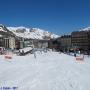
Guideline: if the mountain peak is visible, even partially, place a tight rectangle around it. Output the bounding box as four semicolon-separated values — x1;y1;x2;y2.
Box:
80;27;90;31
7;26;59;40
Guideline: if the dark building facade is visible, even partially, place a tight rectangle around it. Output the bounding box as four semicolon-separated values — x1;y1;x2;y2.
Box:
57;35;71;52
88;31;90;53
71;30;90;54
0;25;17;49
48;35;71;52
48;39;60;50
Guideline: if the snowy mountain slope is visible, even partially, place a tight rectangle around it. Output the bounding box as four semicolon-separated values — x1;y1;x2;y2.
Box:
8;26;29;32
7;27;59;39
0;25;16;36
0;25;7;32
80;27;90;31
0;24;11;33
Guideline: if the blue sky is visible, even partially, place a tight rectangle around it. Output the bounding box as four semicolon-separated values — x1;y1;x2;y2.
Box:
0;0;90;35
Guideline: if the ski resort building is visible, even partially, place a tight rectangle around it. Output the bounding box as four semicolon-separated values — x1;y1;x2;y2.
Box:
57;35;71;52
48;39;60;51
33;39;48;48
0;25;16;49
71;30;90;54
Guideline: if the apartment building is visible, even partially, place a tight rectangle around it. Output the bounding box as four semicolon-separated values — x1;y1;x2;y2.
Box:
71;30;90;54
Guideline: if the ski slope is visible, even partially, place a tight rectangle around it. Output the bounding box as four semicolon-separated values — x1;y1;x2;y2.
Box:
0;51;90;90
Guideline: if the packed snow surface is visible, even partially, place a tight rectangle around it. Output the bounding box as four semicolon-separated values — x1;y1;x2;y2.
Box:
0;51;90;90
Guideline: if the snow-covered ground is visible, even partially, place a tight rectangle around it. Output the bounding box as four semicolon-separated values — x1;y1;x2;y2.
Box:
0;51;90;90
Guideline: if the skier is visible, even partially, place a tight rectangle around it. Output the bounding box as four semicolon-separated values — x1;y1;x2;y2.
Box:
22;50;24;56
74;52;76;57
34;51;36;58
78;50;80;54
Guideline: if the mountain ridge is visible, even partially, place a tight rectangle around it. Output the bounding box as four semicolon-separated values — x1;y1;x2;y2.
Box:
7;26;59;40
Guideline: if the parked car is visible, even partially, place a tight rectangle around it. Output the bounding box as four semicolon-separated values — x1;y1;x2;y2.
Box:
0;47;5;55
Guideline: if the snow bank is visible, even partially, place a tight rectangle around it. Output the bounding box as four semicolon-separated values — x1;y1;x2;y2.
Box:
19;47;33;53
